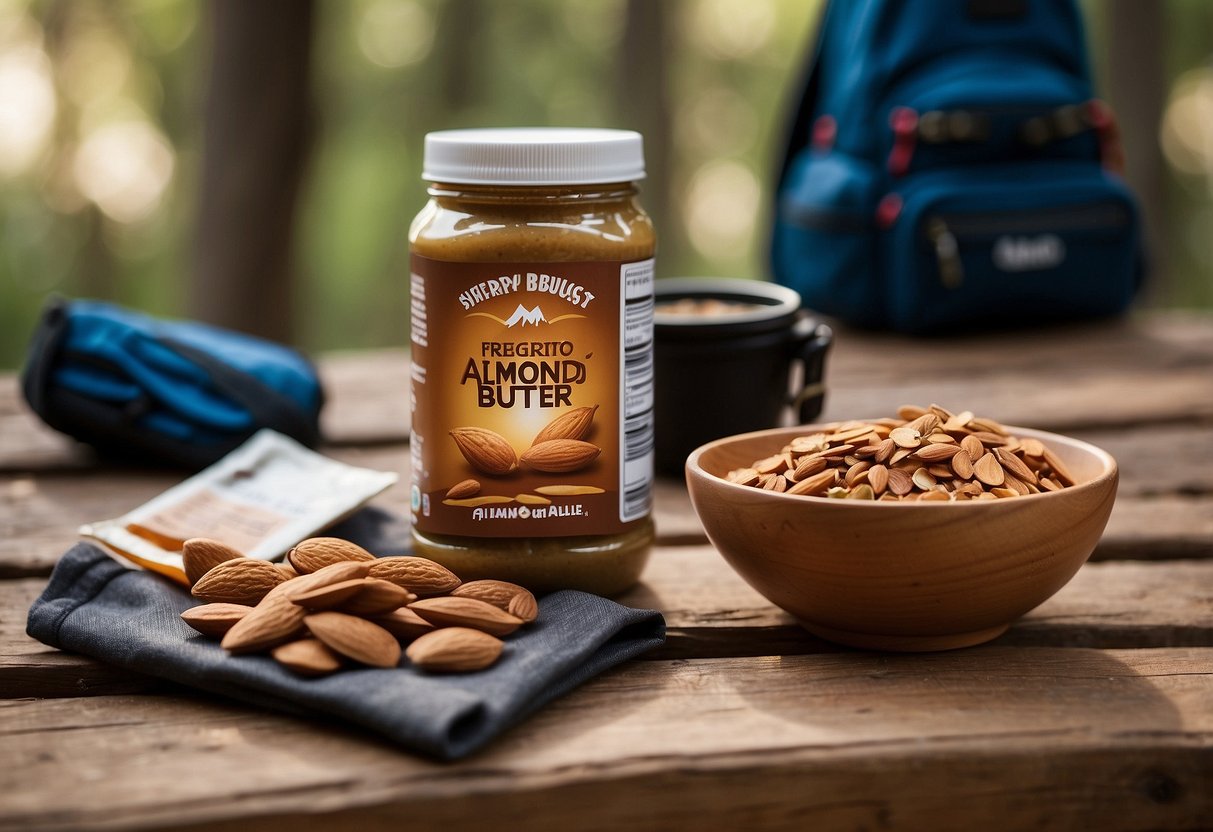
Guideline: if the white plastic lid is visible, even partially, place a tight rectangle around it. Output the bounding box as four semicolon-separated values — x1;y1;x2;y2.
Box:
422;128;645;186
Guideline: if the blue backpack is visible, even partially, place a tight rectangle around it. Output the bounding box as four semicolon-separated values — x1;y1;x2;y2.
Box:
771;0;1142;334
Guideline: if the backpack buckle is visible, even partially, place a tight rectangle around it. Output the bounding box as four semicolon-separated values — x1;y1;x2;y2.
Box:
887;107;918;176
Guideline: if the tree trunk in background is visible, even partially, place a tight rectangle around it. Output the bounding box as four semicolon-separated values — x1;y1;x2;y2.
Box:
439;0;484;114
191;0;315;343
1105;0;1168;303
618;0;672;271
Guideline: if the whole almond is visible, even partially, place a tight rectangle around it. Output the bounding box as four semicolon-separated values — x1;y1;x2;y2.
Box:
305;612;401;668
507;592;539;624
406;627;503;673
450;427;518;475
445;479;481;499
341;579;417;616
191;559;285;605
287;537;375;574
521;439;601;473
182;538;245;586
371;607;435;641
451;579;531;610
290;578;369;610
532;404;598;445
271;638;342;677
368;556;461;596
408;596;524;636
265;560;374;602
221;596;307;654
180;603;253;638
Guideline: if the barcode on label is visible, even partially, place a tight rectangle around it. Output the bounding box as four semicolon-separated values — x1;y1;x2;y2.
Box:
619;259;655;524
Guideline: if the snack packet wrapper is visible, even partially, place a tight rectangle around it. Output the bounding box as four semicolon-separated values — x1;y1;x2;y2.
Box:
80;430;397;584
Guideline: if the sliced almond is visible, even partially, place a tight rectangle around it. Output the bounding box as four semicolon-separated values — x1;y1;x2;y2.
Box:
868;464;889;495
950;450;975;480
786;468;836;496
1042;447;1076;486
974;453;1006;487
915;443;962;462
1020;438;1046;458
727;468;762;486
995;447;1037;484
960;434;985;462
793;455;827;480
886;467;914;496
911;467;937;491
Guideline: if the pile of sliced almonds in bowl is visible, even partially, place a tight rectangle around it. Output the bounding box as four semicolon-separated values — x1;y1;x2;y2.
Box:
180;537;538;676
724;404;1076;501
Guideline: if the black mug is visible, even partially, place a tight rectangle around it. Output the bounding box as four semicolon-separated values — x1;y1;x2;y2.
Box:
652;278;832;476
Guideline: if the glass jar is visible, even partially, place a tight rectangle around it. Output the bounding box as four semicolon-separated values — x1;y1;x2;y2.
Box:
408;128;655;596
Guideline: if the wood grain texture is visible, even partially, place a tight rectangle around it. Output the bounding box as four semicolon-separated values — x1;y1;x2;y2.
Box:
7;557;1213;696
1;649;1210;832
5;315;1209;467
4;420;1212;577
2;315;1211;829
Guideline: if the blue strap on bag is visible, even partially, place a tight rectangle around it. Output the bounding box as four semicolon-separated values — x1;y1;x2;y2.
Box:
21;298;324;468
771;0;1143;334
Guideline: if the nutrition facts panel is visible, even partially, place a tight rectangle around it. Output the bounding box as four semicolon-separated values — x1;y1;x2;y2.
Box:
620;258;655;523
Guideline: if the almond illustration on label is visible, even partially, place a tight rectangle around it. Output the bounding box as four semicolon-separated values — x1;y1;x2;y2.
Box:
532;404;598;446
450;427;519;475
520;439;601;473
445;479;481;499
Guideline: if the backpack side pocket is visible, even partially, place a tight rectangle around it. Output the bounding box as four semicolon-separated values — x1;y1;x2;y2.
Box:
772;150;882;327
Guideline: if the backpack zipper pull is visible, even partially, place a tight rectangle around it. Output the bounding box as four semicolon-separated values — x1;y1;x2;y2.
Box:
927;217;963;288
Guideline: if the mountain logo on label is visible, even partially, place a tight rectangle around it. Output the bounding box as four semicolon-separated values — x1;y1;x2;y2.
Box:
505;304;547;327
467;304;587;327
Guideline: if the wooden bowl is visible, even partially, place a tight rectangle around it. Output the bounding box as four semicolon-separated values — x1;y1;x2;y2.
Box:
685;425;1118;651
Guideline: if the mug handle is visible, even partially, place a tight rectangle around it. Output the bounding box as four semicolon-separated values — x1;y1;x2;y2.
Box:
787;314;832;424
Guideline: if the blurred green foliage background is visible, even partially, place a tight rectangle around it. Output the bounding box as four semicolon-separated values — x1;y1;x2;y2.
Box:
0;0;1211;369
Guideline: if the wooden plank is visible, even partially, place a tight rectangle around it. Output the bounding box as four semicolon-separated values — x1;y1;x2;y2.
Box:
1;648;1210;831
0;378;93;473
4;315;1211;467
5;417;1212;577
6;556;1213;696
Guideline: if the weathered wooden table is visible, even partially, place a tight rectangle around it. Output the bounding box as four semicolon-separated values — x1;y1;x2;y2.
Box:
3;313;1212;831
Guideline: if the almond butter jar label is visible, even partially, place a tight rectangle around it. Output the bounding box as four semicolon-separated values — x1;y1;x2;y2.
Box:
410;255;654;538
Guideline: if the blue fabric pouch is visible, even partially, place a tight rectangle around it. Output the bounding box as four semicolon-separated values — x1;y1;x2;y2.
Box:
21;298;324;468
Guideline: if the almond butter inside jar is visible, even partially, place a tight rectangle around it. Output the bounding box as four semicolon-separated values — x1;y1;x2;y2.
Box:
408;128;656;596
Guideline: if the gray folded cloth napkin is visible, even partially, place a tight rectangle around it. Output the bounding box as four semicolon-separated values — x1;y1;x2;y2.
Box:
27;533;665;760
